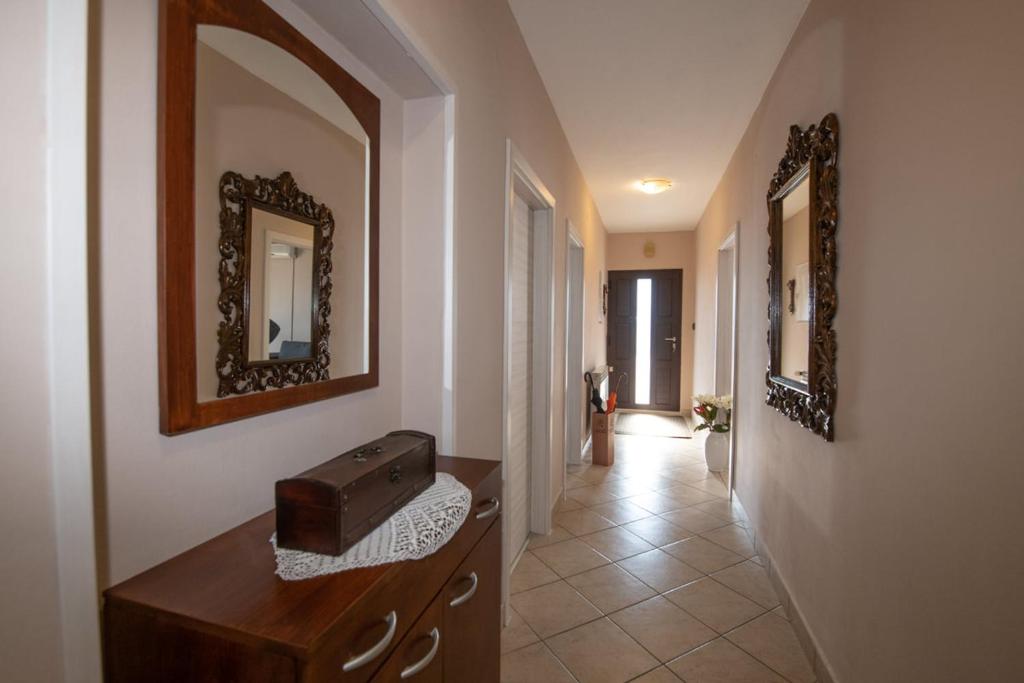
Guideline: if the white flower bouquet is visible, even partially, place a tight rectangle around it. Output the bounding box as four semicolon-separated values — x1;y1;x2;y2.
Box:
693;394;732;433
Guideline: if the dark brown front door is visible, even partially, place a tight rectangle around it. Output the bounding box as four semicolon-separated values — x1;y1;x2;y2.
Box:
608;269;682;412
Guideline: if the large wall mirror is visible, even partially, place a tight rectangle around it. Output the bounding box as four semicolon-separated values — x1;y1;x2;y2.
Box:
159;0;379;434
766;113;839;441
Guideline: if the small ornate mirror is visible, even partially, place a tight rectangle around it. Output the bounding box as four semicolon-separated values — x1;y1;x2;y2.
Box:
766;113;839;441
216;171;333;397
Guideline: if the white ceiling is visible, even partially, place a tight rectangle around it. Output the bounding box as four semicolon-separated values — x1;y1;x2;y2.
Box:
509;0;809;233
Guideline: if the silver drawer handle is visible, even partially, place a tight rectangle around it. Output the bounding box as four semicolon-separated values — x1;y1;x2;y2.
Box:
449;572;478;607
475;497;500;520
400;627;440;679
342;610;397;672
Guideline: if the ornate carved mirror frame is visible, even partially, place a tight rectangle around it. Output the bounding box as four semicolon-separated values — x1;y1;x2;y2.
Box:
158;0;380;434
216;171;333;398
766;113;839;441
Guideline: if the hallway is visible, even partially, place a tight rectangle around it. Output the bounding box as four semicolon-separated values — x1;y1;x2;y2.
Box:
501;433;814;683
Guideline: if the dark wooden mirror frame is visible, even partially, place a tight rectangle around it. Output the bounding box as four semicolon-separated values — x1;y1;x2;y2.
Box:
766;113;839;442
158;0;380;435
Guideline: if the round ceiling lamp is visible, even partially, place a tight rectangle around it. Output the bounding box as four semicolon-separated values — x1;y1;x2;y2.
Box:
638;178;672;194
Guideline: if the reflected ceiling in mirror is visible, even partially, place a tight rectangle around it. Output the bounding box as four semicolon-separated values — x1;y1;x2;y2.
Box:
194;25;370;400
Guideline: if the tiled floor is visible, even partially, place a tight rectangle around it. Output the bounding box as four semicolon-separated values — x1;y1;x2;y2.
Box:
501;433;816;683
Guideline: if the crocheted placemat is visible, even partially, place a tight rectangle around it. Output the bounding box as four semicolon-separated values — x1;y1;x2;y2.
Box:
271;472;471;581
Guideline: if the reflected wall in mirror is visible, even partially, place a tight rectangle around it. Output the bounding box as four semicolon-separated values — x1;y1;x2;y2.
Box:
766;113;839;442
779;168;810;384
159;0;380;434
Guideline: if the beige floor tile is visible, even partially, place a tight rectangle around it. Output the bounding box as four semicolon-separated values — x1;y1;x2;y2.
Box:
501;606;540;654
666;637;787;683
710;560;779;609
510;551;560;593
659;507;731;534
610;596;716;662
682;476;731;498
500;642;578;683
566;474;590;490
527;525;575;550
660;485;719;507
725;612;815;683
580;526;655;561
617;548;704;593
510;580;602;638
554;508;617;536
554;496;585;513
661;537;744;573
621;473;681;492
626;492;685;515
546;618;659;683
576;465;623;484
601;477;656;498
533;538;611;577
569;484;623;506
693;499;748;524
700;525;756;558
669;464;715;483
566;563;657;613
622;516;693;547
664;578;765;634
588;499;654;525
630;666;682;682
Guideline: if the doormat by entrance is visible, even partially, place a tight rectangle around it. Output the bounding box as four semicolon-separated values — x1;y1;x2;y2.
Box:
614;412;692;438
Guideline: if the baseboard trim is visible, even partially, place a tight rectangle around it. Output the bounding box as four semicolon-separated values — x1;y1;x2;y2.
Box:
733;493;840;683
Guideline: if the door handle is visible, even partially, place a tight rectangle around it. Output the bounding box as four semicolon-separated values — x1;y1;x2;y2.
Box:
664;336;678;352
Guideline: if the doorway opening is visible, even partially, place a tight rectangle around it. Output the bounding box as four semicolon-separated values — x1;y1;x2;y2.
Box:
607;269;683;413
564;228;585;469
715;228;739;493
502;141;555;610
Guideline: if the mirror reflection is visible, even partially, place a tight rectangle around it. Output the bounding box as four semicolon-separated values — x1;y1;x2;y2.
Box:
248;209;316;362
194;25;369;399
779;170;810;385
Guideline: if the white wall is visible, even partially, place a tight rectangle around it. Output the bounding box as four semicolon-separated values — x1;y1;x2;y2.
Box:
382;0;609;508
95;0;405;585
0;4;66;680
1;1;100;680
691;0;1024;680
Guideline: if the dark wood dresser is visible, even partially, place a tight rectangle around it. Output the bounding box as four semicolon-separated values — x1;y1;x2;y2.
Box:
103;457;502;682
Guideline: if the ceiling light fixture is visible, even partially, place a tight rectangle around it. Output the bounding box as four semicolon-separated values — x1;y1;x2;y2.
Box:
639;178;672;194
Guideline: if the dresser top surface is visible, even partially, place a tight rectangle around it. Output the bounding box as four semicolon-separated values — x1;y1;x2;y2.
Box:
104;456;499;655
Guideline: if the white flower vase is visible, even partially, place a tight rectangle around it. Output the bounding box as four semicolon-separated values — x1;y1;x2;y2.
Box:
704;431;729;473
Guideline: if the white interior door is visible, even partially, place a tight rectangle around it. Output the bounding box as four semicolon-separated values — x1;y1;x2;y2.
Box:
564;235;585;466
508;194;533;558
715;246;735;395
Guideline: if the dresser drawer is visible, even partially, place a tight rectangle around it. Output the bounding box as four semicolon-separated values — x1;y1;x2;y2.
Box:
443;522;501;682
302;466;501;683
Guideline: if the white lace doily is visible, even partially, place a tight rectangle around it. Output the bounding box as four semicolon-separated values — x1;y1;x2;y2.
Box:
271;472;471;581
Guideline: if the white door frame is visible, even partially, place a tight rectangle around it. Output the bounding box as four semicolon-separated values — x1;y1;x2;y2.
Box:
563;225;585;476
714;226;740;495
502;140;556;579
